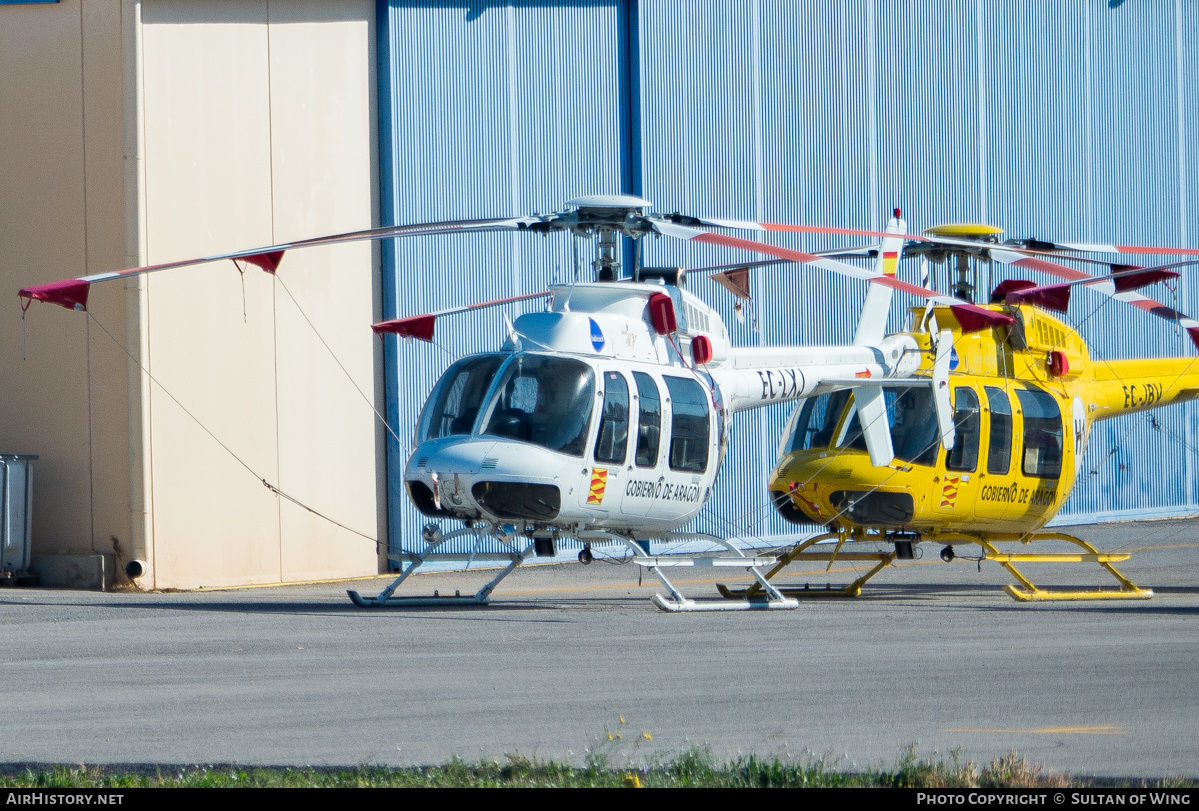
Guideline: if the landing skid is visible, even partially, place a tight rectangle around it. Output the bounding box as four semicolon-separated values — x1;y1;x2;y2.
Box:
347;590;491;608
716;530;1152;603
979;534;1152;601
347;524;533;609
717;532;896;601
629;533;799;612
347;526;801;612
651;593;797;612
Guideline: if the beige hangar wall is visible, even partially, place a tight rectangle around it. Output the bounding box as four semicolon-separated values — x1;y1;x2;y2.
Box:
0;1;131;566
0;0;384;589
137;0;383;589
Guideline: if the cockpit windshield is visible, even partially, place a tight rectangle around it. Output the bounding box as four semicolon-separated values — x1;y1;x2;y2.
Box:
480;354;596;457
417;354;505;443
787;386;941;466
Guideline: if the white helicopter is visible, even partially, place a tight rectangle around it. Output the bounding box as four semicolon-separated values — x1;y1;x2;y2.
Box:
324;195;1018;612
19;194;1013;611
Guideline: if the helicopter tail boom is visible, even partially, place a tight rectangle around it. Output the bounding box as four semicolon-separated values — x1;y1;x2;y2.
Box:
713;333;920;415
1088;358;1199;418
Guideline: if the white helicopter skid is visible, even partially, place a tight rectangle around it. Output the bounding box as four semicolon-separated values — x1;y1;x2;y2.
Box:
346;522;533;608
347;523;797;611
580;530;799;612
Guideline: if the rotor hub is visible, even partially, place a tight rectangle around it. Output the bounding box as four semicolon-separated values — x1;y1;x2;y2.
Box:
526;195;654;281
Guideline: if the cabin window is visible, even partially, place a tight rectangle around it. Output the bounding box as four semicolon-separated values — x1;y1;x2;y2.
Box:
985;386;1013;475
480;354;595;457
1016;388;1063;478
665;376;710;472
417;354;505;442
633;372;661;467
788;391;851;452
886;387;940;466
594;372;630;465
946;387;981;472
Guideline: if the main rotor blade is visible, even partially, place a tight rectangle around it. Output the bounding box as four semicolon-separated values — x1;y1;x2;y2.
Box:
992;250;1199;350
998;261;1197;313
372;290;549;342
676;215;898;242
652;220;1013;334
687;245;880;276
19;216;535;311
678;209;1199;269
679;215;1157;270
1056;241;1199;257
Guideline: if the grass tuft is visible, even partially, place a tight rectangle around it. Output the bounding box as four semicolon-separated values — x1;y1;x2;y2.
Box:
0;747;1191;788
979;750;1069;788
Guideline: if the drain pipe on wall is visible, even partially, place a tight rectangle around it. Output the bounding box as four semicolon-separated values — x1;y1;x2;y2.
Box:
122;0;153;588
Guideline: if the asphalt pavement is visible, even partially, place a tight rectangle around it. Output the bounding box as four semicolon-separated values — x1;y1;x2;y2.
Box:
1;517;1197;778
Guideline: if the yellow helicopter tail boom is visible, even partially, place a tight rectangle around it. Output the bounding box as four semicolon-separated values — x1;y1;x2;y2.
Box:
1088;357;1199;419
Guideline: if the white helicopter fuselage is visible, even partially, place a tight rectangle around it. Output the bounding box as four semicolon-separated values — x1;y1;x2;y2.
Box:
403;281;918;534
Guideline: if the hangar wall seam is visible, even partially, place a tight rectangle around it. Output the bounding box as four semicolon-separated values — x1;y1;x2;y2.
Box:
80;0;95;554
377;0;404;559
1173;0;1195;510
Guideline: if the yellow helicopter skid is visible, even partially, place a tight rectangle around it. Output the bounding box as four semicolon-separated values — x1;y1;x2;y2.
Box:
770;552;892;562
711;530;1154;604
985;552;1131;563
977;535;1150;603
1002;585;1153;602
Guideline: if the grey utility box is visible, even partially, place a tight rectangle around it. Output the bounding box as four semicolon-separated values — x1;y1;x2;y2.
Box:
0;455;36;579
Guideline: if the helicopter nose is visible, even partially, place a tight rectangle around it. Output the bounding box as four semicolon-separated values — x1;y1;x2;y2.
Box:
405;439;497;518
406;439;566;522
407;438;497;477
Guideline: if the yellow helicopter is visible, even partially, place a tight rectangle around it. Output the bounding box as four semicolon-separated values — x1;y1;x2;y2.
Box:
725;223;1199;603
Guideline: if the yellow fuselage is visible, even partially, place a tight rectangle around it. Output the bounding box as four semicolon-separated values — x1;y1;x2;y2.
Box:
770;304;1199;538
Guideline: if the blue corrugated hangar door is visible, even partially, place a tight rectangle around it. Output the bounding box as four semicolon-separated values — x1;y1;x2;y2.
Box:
377;1;640;555
632;0;1199;532
379;0;1199;555
634;1;882;543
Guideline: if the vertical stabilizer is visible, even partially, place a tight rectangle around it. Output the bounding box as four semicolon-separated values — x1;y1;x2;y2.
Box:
852;210;907;346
